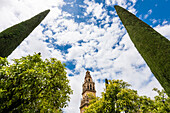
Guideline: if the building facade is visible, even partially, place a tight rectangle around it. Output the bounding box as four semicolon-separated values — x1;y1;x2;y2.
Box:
80;71;96;113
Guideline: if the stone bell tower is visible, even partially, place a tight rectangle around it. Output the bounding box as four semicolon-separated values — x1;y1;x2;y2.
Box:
80;70;96;113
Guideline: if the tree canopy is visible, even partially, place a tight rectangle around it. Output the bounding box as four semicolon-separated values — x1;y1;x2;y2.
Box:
0;53;73;112
84;79;170;113
114;5;170;97
0;9;50;58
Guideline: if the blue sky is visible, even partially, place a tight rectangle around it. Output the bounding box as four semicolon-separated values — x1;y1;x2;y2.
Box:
135;0;170;26
0;0;170;112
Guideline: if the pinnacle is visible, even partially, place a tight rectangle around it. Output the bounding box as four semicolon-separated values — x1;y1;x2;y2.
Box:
85;70;91;77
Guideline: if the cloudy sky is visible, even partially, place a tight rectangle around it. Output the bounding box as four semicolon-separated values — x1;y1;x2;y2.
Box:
0;0;170;112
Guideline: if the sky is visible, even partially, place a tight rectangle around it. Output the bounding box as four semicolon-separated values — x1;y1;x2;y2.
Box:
0;0;170;112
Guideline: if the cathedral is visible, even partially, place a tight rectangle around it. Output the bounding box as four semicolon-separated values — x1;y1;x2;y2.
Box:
80;71;96;113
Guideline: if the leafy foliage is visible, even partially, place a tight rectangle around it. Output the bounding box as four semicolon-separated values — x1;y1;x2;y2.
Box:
114;5;170;97
84;79;170;113
0;9;50;58
0;53;73;112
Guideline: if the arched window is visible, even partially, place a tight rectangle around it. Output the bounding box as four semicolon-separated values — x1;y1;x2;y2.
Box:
90;84;92;90
89;79;90;82
87;85;89;89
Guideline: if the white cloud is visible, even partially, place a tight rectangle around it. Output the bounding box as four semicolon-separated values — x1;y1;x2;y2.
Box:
105;0;127;7
150;19;157;24
148;9;152;14
154;24;170;40
0;0;64;31
64;74;83;113
162;20;168;25
129;0;137;3
138;76;162;99
84;0;106;20
144;9;152;19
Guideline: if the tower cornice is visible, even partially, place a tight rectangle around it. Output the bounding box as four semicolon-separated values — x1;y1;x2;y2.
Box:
82;89;96;95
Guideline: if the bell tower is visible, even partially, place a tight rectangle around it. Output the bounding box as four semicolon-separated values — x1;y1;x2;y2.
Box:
80;70;96;113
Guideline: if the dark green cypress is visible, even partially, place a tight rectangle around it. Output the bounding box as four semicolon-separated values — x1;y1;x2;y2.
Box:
105;78;109;88
114;5;170;97
0;9;50;58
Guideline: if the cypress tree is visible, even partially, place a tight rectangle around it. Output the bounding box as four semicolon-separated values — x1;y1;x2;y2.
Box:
114;5;170;97
0;9;50;58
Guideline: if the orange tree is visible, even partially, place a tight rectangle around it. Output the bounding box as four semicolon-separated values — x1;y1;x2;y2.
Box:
0;53;72;112
84;79;170;113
